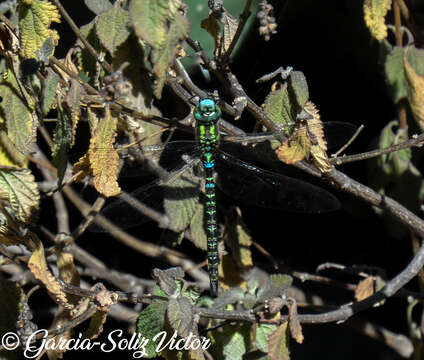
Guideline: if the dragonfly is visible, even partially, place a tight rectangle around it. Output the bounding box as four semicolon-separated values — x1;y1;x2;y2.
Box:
88;98;356;296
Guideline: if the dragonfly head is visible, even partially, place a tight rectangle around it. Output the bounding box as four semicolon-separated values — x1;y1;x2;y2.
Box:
194;98;222;124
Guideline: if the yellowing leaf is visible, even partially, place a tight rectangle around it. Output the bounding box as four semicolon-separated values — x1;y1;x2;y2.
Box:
0;68;36;154
28;237;72;309
72;152;91;182
403;51;424;130
19;0;61;59
96;4;130;55
276;101;330;173
275;129;311;164
0;131;27;167
89;107;120;197
268;322;290;360
57;251;80;286
0;167;39;223
363;0;392;41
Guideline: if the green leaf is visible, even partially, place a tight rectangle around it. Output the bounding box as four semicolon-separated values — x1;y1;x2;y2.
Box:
0;167;39;224
64;79;82;146
167;297;195;337
257;274;292;303
130;0;169;48
384;46;424;103
152;12;190;98
267;323;290;360
130;0;183;48
85;0;113;15
211;324;251;360
52;105;73;185
189;202;207;251
182;285;202;304
262;84;298;132
385;47;405;102
77;21;103;87
288;71;309;109
136;300;168;358
152;268;184;296
212;287;245;309
96;4;130;55
164;167;200;232
0;68;35;154
42;68;60;115
377;120;411;177
255;323;277;353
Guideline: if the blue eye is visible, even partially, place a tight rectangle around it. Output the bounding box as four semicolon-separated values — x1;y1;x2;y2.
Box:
200;98;215;111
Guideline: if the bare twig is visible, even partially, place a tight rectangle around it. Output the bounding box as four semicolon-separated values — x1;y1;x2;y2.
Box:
330;132;424;165
50;0;113;74
331;124;364;158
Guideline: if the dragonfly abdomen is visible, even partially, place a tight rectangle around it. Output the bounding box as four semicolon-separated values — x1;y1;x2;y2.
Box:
197;109;220;296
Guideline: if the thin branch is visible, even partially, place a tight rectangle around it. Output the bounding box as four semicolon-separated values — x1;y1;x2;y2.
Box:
331;125;364;158
62;185;210;285
330;132;424;165
50;0;113;74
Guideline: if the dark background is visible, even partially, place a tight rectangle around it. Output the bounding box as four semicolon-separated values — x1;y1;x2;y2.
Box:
30;0;424;359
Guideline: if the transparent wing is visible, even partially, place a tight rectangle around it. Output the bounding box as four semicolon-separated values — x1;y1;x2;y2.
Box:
88;141;201;232
224;121;357;150
215;146;340;213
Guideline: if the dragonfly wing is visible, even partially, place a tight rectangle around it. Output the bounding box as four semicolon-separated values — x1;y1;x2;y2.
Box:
88;141;201;232
215;150;340;213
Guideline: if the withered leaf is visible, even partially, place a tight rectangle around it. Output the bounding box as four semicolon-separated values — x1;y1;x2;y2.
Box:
355;276;375;302
287;298;303;344
88;106;121;197
28;237;72;309
268;322;290;360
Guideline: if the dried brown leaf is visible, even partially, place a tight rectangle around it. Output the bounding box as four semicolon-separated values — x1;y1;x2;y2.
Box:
355;276;375;301
287;299;303;344
268;322;290;360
